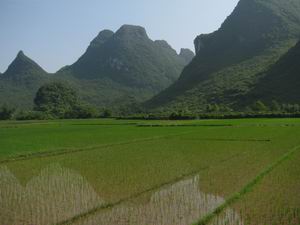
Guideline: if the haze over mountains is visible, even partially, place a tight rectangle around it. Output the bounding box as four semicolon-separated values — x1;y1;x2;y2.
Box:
1;0;300;112
0;25;193;109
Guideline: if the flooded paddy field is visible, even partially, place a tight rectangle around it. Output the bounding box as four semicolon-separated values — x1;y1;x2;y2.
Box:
0;118;300;225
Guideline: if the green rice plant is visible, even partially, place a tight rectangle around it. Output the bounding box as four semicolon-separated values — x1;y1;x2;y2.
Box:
1;118;300;225
69;176;242;225
193;145;300;225
209;148;300;225
0;164;102;225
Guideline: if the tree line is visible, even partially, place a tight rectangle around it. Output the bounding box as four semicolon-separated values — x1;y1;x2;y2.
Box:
0;82;112;120
0;82;300;120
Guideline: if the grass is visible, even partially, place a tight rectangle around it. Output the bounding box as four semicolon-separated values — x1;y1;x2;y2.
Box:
0;118;300;225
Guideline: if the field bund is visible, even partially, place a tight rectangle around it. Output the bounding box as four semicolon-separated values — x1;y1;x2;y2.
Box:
0;118;300;225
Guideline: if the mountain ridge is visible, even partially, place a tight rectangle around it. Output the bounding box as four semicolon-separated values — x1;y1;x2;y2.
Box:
55;25;190;107
0;25;192;109
240;40;300;105
146;0;300;111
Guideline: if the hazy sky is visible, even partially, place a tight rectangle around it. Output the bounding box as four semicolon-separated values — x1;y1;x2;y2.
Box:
0;0;239;73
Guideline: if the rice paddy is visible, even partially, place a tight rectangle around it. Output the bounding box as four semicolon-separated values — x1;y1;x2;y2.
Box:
0;118;300;225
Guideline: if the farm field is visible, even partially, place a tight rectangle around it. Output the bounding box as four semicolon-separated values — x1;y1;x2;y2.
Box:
0;118;300;225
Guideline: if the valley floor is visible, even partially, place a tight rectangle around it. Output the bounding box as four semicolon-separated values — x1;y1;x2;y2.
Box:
0;118;300;225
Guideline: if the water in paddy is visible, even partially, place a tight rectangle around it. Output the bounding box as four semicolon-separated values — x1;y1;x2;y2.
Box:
0;164;243;225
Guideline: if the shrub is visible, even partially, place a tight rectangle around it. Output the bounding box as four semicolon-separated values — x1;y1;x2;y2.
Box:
251;100;269;112
101;109;112;118
15;110;52;120
65;104;99;119
0;105;15;120
34;82;78;118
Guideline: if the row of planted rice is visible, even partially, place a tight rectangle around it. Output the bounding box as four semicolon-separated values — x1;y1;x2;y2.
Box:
208;149;300;225
73;176;242;225
1;120;300;225
0;164;103;225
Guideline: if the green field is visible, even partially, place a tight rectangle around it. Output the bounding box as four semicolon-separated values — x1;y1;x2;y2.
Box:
1;118;300;225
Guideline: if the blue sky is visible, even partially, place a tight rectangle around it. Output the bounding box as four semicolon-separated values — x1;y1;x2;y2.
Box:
0;0;239;73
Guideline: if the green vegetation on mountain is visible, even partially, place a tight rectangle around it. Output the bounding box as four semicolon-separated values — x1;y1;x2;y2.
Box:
1;0;300;115
146;0;300;112
0;51;49;109
57;25;188;107
240;40;300;105
0;25;190;110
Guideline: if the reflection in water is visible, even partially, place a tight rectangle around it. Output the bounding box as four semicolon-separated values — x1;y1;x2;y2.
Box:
0;165;102;225
0;165;243;225
75;176;243;225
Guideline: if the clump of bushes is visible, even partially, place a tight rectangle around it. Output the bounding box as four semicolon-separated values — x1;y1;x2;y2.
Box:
32;82;100;119
100;109;112;118
2;88;300;121
15;110;53;120
0;105;15;120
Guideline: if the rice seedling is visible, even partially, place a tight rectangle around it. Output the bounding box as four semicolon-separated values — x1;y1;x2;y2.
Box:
0;118;300;225
207;148;300;225
0;164;102;225
72;176;242;225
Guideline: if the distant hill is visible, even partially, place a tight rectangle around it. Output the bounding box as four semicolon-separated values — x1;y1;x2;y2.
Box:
57;25;189;107
0;51;49;108
146;0;300;111
239;41;300;105
0;25;191;109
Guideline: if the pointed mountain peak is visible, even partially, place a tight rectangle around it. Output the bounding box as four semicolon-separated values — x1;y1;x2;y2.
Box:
14;50;32;63
4;51;47;77
89;29;114;48
17;50;25;57
11;50;32;64
115;24;149;39
179;48;195;64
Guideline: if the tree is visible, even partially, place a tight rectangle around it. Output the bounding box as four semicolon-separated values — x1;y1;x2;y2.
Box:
270;100;281;112
101;109;112;118
169;111;182;120
15;110;51;120
66;104;98;119
221;105;233;112
34;82;78;118
294;104;300;112
206;104;220;113
206;104;214;113
282;103;300;113
0;105;15;120
252;100;268;112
